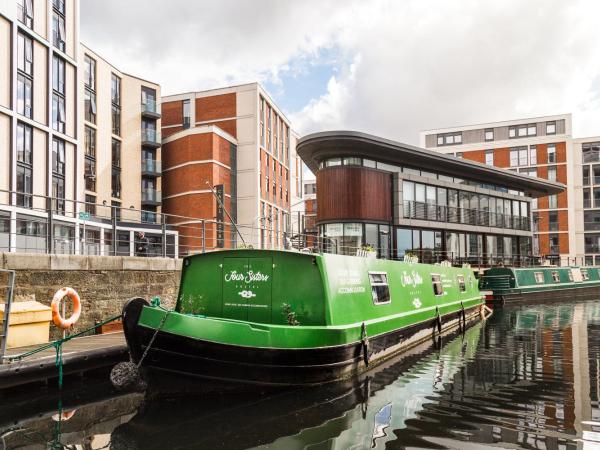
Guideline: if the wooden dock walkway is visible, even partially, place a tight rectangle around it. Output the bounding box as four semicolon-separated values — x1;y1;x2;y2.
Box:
0;332;127;389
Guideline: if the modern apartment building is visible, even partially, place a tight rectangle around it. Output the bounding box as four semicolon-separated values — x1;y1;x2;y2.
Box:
421;114;574;265
0;0;174;256
160;83;302;254
299;131;563;264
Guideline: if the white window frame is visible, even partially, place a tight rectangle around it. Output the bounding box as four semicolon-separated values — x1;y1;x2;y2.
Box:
534;272;544;283
457;274;466;292
368;271;391;305
432;273;443;296
551;271;560;282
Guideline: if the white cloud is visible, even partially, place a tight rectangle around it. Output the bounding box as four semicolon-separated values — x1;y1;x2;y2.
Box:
82;0;600;143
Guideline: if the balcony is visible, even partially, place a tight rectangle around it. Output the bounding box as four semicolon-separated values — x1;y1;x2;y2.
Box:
141;100;161;119
141;188;161;205
141;159;161;177
141;129;161;148
403;200;531;231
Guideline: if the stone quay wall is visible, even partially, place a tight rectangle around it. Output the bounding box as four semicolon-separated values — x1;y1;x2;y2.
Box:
1;253;182;339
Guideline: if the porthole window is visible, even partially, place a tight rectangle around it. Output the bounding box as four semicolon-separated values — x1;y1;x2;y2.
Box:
457;275;466;292
369;272;390;304
534;272;544;283
432;274;443;296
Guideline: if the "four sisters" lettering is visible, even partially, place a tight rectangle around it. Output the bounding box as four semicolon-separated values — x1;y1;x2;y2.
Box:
224;270;270;283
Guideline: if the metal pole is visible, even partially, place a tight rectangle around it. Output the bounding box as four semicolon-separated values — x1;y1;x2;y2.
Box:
161;215;167;258
112;211;117;256
204;181;246;246
201;220;206;253
0;271;15;363
47;197;54;254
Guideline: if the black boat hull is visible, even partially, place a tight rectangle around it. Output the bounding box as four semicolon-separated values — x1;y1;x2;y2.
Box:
122;298;483;388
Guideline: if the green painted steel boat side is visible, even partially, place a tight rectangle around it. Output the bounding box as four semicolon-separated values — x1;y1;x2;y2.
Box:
137;250;483;350
481;266;600;295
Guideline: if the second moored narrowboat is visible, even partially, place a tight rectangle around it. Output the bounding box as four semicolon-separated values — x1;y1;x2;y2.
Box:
122;249;487;388
480;266;600;304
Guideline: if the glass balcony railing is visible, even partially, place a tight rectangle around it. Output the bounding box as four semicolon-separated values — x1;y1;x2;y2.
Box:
141;159;161;175
141;129;161;146
141;99;161;116
403;200;531;231
141;189;161;204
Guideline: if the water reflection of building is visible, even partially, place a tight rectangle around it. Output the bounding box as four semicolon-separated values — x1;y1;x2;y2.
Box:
297;131;564;265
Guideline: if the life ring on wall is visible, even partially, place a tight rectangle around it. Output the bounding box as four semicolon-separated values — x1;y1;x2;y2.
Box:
51;287;82;329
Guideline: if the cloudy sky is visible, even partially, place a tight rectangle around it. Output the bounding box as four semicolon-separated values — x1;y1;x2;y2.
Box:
82;0;600;145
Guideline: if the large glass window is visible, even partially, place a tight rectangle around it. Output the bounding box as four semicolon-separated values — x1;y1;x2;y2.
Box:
17;73;32;118
17;33;33;76
16;122;32;164
547;166;557;181
52;93;65;133
584;188;591;208
395;229;412;258
342;223;362;255
16;164;32;208
583;142;600;163
17;0;33;28
548;211;558;231
84;89;96;123
594;188;600;208
529;145;537;165
182;99;191;128
547;144;556;163
584;166;590;185
52;11;65;51
485;150;493;165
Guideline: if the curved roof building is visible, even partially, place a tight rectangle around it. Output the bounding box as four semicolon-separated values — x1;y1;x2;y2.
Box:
297;131;565;265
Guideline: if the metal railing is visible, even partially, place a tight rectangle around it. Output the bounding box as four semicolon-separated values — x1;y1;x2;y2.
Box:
141;129;160;145
142;159;161;175
403;201;531;231
141;99;161;115
141;189;161;203
0;269;15;363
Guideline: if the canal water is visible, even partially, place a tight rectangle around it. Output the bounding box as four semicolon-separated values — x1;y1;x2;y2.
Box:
2;300;600;449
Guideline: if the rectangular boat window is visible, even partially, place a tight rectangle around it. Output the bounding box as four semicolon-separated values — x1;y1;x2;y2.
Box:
551;271;560;282
457;275;466;292
369;272;390;304
534;272;544;283
582;269;589;281
432;274;443;296
567;270;573;281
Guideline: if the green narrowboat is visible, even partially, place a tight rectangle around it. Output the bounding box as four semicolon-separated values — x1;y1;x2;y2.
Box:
122;249;486;387
480;266;600;304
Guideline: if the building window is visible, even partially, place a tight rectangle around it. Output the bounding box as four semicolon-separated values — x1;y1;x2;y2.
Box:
432;274;443;296
549;211;558;231
369;272;390;304
546;121;556;135
85;194;96;216
84;126;96;157
111;74;121;135
111;104;121;136
17;74;33;119
509;124;537;138
547;166;557;182
141;86;156;114
16;121;33;208
53;0;65;15
583;166;590;185
52;139;66;214
549;235;559;254
437;132;462;146
52;93;65;133
259;98;265;146
265;175;269;192
112;139;121;198
547;144;556;163
485;150;494;166
84;56;96;123
584;188;591;208
484;129;494;141
529;145;537;165
84;126;96;192
17;33;33;76
548;194;558;209
182;99;191;128
16;164;32;208
16;122;32;164
583;142;600;163
84;55;95;89
84;89;96;124
594;188;600;208
85;157;96;191
17;0;33;28
52;11;66;52
52;55;65;95
111;201;121;222
52;137;65;176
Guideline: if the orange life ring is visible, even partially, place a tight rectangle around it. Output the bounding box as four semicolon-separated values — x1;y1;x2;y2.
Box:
51;287;82;329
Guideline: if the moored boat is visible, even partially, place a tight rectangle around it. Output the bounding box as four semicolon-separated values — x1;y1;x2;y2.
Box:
480;265;600;305
122;249;487;388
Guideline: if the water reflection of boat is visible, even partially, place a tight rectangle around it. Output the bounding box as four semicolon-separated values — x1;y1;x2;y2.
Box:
111;323;481;450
